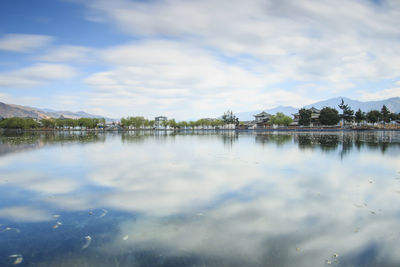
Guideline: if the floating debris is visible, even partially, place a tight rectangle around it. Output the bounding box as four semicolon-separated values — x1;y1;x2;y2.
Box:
196;213;204;216
369;179;373;183
371;211;376;215
53;221;63;229
0;227;20;233
122;235;129;241
88;211;93;215
296;247;300;252
354;227;360;233
325;253;339;265
9;254;23;265
99;209;108;218
82;235;92;249
53;214;60;219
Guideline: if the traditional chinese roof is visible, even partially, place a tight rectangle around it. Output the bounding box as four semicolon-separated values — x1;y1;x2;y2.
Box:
309;107;320;113
254;111;272;118
155;116;168;120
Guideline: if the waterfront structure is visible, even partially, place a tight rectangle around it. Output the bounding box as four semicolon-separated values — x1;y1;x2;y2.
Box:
253;111;272;127
292;107;321;126
155;116;168;129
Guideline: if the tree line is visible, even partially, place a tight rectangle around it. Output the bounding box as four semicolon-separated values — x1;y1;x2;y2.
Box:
0;117;105;129
120;116;226;129
298;100;399;126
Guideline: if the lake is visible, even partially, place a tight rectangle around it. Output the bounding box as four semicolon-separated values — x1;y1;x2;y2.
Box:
0;131;399;267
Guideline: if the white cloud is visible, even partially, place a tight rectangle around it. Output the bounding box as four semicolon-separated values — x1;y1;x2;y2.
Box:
359;87;400;101
84;40;281;118
0;63;77;88
0;206;52;222
0;34;53;52
0;93;41;105
36;45;94;62
83;0;400;82
72;0;400;118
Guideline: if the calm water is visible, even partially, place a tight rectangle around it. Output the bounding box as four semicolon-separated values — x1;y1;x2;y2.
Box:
0;131;399;267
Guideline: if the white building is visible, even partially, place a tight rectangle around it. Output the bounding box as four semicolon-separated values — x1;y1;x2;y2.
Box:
155;116;168;129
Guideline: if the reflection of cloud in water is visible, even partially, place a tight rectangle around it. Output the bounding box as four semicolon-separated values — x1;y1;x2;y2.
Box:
0;132;400;265
99;188;400;266
1;171;79;194
0;205;51;222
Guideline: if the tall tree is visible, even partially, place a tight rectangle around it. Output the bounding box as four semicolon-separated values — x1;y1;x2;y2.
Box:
390;112;399;122
319;107;340;126
269;112;293;126
222;110;238;126
354;109;365;124
366;110;381;124
338;98;354;124
381;105;390;123
298;108;312;126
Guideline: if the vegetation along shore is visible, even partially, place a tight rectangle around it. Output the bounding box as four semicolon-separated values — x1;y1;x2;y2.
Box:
1;100;399;131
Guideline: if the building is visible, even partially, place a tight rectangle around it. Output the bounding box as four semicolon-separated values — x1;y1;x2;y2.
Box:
292;107;321;126
155;116;168;129
309;107;321;126
253;111;272;127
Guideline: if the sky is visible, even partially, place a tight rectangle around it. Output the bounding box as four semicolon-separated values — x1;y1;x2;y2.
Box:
0;0;399;120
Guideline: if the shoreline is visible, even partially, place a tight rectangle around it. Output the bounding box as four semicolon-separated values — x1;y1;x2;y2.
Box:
1;127;400;133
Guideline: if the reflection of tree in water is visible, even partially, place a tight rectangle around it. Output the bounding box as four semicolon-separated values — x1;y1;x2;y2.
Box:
255;133;292;146
316;135;339;152
297;134;313;150
121;131;155;144
294;131;400;157
0;131;105;157
296;133;339;152
221;132;238;148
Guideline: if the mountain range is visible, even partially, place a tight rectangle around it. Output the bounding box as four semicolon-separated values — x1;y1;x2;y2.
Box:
0;102;112;121
235;97;400;121
1;96;399;122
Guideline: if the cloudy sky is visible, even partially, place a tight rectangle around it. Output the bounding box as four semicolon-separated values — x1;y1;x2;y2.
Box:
0;0;399;119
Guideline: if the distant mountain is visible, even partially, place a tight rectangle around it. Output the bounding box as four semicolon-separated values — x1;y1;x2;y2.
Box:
304;97;400;113
0;102;113;121
235;97;400;121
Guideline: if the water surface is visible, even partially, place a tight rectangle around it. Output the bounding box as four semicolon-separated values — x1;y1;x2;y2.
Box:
0;131;399;266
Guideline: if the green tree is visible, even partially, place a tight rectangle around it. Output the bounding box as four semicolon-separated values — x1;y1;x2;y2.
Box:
188;121;196;129
269;112;293;126
212;119;224;128
161;120;169;128
354;109;365;124
120;117;130;128
0;117;40;129
221;110;238;126
319;107;340;126
366;110;381;124
390;112;399;122
338;98;354;123
168;119;178;129
40;118;56;128
298;108;312;126
149;120;155;128
381;105;390;123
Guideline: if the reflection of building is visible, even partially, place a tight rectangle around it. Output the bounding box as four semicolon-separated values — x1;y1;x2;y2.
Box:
253;111;272;128
155;116;168;129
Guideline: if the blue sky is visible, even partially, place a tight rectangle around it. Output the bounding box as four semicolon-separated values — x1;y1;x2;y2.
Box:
0;0;399;119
